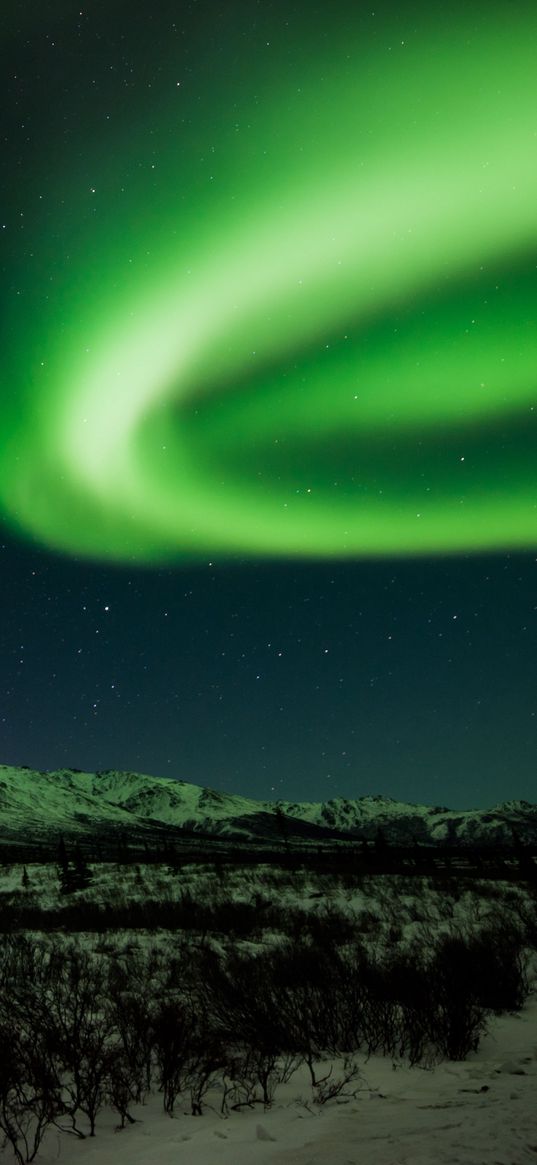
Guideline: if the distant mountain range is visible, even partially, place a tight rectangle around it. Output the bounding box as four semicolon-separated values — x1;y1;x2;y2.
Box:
0;765;536;848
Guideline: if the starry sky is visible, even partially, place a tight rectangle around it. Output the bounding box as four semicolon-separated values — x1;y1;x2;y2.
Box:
1;0;537;809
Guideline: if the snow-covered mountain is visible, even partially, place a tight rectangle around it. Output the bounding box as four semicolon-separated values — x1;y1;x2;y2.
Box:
0;764;536;847
281;793;537;846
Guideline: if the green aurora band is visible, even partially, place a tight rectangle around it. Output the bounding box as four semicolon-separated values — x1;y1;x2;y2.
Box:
2;12;537;561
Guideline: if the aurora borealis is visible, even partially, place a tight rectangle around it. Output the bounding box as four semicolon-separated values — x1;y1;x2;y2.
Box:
2;0;537;807
3;3;537;561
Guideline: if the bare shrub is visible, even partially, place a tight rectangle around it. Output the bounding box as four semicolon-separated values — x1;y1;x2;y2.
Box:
0;1018;61;1164
106;955;158;1102
38;943;117;1137
312;1057;362;1104
152;998;194;1115
434;927;529;1015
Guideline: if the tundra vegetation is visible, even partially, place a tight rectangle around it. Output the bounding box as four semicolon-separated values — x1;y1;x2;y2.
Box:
0;852;535;1163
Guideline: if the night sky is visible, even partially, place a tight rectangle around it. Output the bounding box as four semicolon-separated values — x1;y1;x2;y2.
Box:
2;0;537;809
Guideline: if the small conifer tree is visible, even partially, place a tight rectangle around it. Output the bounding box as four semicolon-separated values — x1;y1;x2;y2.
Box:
72;844;92;891
274;804;290;850
57;835;75;894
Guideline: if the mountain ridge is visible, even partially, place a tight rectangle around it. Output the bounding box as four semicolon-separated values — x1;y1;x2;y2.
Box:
1;764;536;847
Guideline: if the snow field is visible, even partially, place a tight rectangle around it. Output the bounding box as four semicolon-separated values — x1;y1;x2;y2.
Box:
2;1012;537;1165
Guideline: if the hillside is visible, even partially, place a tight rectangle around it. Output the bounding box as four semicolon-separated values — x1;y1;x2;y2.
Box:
0;765;536;847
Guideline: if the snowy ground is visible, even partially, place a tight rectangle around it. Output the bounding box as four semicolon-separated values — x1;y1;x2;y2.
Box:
3;1001;535;1165
1;862;537;1163
1;860;534;936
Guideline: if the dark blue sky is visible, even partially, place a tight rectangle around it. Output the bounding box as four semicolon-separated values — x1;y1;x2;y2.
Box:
2;533;537;809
